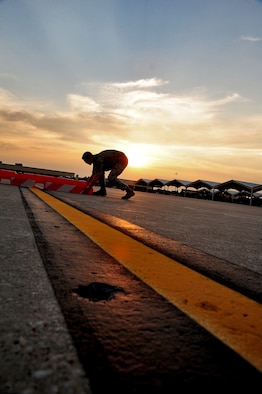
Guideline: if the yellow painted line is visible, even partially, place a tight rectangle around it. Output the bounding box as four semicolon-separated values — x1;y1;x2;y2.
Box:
31;188;262;372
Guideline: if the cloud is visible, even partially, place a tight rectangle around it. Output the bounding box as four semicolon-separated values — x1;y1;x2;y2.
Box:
0;81;250;150
67;94;101;113
209;93;244;106
0;80;260;174
0;87;53;111
0;88;18;105
67;81;244;141
241;35;262;42
0;80;261;183
108;78;168;90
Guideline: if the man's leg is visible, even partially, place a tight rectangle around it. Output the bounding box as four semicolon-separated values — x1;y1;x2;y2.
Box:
107;163;126;189
107;164;135;199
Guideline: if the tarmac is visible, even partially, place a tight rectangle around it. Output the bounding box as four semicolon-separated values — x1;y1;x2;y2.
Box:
1;183;262;393
0;184;92;394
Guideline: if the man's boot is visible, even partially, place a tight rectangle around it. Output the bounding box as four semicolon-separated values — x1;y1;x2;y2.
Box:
122;187;135;200
93;189;107;196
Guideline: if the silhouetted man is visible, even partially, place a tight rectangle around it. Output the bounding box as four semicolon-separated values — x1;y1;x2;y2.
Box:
82;149;135;200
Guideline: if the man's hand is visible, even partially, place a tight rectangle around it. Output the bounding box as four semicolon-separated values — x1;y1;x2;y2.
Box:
81;173;101;194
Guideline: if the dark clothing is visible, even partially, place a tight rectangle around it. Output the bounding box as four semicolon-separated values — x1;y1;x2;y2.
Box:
82;149;134;199
92;150;128;173
92;150;128;191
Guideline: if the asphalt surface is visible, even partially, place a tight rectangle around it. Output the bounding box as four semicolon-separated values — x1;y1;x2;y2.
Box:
1;184;262;393
52;187;262;275
0;184;92;394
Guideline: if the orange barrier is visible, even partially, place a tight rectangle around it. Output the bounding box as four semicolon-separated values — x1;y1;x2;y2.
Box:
0;169;93;194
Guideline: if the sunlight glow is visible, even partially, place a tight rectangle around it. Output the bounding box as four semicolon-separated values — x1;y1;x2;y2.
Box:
124;145;151;168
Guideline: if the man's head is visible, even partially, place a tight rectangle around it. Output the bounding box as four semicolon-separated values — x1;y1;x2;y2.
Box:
82;151;93;164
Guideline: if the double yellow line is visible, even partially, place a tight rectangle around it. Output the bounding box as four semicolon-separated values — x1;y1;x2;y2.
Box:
31;187;262;372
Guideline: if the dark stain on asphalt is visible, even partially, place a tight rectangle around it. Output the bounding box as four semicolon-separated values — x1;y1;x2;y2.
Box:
73;282;125;302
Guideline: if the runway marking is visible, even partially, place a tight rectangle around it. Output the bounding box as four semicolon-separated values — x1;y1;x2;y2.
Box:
31;188;262;372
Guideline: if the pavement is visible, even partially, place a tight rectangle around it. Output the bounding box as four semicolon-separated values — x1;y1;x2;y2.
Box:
0;184;92;394
50;186;262;275
1;183;262;393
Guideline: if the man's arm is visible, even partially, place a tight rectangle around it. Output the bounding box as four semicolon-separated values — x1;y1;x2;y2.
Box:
93;158;106;189
81;173;101;194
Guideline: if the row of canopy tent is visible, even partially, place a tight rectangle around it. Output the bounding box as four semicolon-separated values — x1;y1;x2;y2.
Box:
133;178;262;205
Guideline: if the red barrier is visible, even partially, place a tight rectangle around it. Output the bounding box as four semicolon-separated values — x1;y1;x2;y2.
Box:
0;169;93;194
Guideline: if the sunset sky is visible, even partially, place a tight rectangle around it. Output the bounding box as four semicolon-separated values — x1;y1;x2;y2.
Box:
0;0;262;183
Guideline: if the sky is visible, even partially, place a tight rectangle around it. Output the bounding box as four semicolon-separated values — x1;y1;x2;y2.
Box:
0;0;262;183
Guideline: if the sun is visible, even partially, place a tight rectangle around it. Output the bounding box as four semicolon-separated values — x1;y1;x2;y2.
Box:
125;145;150;168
